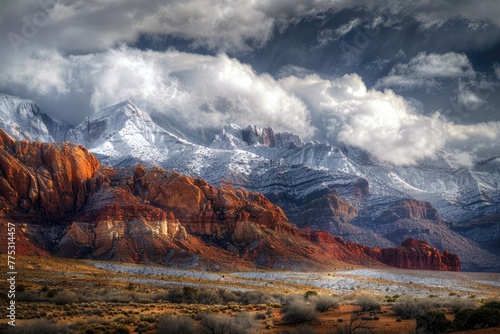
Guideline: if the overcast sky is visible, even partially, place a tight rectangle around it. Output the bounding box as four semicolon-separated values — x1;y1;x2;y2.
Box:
0;0;499;165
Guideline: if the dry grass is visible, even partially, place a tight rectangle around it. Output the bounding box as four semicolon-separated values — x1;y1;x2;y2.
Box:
0;255;498;334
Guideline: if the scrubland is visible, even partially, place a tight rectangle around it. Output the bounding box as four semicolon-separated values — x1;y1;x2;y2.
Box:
1;255;499;334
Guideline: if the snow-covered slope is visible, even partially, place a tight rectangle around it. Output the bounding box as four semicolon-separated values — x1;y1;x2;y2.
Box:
0;93;53;142
1;95;499;270
64;101;269;185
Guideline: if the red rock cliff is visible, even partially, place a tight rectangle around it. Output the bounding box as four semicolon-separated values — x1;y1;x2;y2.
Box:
301;232;460;271
0;134;461;271
0;129;101;216
362;238;460;271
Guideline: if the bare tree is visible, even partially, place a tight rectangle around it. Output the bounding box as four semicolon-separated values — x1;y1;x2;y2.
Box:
330;314;374;334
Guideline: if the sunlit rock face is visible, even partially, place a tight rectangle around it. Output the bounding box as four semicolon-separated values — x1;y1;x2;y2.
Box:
0;132;461;271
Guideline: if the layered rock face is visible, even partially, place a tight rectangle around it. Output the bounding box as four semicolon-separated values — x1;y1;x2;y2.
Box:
378;200;444;225
301;232;460;271
241;125;303;148
0;129;101;216
295;193;358;231
0;132;460;271
363;238;460;271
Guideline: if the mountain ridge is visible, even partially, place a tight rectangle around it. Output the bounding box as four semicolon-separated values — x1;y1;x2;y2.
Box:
0;128;460;271
0;93;498;270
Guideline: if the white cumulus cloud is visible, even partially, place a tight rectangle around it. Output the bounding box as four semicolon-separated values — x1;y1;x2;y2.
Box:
0;47;499;167
376;52;476;90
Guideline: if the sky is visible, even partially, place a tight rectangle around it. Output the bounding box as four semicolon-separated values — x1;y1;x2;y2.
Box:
0;0;499;166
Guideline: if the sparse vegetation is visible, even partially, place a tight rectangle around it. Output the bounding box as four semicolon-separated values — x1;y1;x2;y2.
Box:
311;294;340;312
281;295;318;325
330;315;374;334
53;289;79;305
198;312;257;334
156;314;198;334
447;296;478;313
5;255;499;334
416;310;454;334
453;301;500;330
391;295;432;319
355;294;381;313
8;318;70;334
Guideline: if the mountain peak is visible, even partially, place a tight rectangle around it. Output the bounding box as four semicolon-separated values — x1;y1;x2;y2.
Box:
0;93;53;142
93;99;148;120
211;123;305;150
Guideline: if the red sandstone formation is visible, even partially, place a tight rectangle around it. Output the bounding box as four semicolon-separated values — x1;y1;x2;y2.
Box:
0;129;101;216
0;131;460;271
362;238;460;271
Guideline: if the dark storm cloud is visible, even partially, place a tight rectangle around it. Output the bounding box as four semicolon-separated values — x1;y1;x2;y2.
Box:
0;0;499;166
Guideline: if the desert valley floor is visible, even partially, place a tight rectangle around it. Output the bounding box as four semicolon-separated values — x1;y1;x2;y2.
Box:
1;255;499;333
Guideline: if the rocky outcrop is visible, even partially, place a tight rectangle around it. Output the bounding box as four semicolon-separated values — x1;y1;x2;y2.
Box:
0;129;101;216
378;200;444;225
242;125;303;148
301;232;460;271
296;193;358;231
0;220;49;256
0;135;461;270
125;168;293;238
363;238;460;271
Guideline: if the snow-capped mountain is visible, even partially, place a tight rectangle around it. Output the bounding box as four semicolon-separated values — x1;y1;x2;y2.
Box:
1;94;499;270
0;93;54;142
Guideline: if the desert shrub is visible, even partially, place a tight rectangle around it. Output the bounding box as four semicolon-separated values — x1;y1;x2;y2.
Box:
447;297;478;313
311;294;340;312
384;296;397;303
416;311;454;334
199;312;257;334
220;289;240;303
17;291;42;302
9;319;70;334
182;286;199;299
156;314;198;334
165;286;226;304
304;291;318;299
281;296;318;325
113;325;130;334
240;291;275;305
355;294;380;312
53;289;78;305
140;315;157;323
47;289;58;298
452;309;475;329
392;295;432;319
166;287;185;304
87;315;109;325
198;288;221;305
482;299;500;309
255;313;267;320
97;288;126;302
152;290;170;302
454;306;500;330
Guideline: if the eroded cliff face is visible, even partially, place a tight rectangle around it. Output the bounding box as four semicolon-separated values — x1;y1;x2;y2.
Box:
0;129;101;216
362;238;460;271
301;232;460;271
378;200;444;225
0;131;460;271
296;193;358;231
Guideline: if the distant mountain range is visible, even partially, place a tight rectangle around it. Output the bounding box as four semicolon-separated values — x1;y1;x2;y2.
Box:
1;92;499;271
